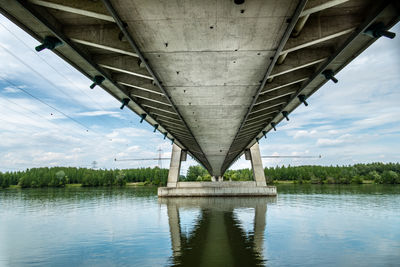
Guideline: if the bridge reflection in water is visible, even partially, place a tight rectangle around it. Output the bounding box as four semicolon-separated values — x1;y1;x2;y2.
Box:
159;197;277;267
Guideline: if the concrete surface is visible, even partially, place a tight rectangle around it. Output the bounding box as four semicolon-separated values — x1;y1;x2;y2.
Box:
158;185;277;197
1;0;398;176
167;143;183;188
248;142;267;187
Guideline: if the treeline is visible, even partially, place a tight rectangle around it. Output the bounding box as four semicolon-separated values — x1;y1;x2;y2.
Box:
186;163;400;184
264;162;400;184
0;167;169;188
1;163;399;189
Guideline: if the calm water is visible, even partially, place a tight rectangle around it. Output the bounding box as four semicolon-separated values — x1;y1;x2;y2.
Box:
0;185;399;267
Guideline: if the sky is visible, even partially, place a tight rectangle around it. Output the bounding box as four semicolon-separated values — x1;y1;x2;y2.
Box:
0;14;399;174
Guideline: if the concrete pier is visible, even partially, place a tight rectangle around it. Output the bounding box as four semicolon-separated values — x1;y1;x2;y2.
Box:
158;182;277;197
158;143;276;197
247;143;267;187
166;143;184;188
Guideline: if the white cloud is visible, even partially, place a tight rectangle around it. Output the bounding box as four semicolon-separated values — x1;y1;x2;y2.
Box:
3;86;20;93
316;134;352;147
75;110;122;118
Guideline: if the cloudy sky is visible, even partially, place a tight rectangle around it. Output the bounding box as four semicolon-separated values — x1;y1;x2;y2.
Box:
0;14;399;174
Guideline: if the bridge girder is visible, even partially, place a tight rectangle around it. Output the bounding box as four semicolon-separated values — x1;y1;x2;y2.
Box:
0;0;398;175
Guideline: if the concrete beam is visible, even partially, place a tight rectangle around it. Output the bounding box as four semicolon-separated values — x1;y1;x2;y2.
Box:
141;101;176;115
261;76;308;95
157;118;188;131
247;143;267;187
119;82;164;96
172;133;195;141
167;131;194;141
270;48;331;77
238;126;268;141
94;55;152;80
128;88;170;106
255;85;298;106
244;116;273;128
247;106;280;121
268;61;327;79
250;96;290;115
246;113;278;125
281;15;360;54
237;127;264;139
168;132;194;143
235;135;257;144
301;0;350;17
29;0;114;22
293;1;351;37
64;25;138;57
149;111;181;123
240;121;268;133
167;143;182;187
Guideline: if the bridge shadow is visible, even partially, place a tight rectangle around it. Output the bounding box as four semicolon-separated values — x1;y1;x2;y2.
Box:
159;197;277;267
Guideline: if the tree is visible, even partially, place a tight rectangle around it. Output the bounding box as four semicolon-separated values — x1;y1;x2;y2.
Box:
381;171;399;184
186;166;208;181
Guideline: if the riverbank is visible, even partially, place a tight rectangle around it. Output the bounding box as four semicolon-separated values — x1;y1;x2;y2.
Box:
1;179;385;190
1;163;399;189
271;179;375;184
5;182;149;189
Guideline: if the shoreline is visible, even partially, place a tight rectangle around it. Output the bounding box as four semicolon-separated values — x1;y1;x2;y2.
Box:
2;180;391;189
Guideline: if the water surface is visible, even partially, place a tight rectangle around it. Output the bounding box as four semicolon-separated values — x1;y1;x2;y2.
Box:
0;185;399;266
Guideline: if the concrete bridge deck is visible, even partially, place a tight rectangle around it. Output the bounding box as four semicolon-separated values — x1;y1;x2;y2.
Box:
0;0;398;194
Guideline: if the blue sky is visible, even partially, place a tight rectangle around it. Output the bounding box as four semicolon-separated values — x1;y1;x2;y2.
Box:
0;14;399;174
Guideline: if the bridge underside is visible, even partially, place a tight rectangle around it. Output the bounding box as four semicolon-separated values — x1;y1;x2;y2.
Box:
0;0;398;176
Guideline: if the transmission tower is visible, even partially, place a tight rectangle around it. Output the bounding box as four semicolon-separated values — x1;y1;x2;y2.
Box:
157;148;163;168
91;160;98;169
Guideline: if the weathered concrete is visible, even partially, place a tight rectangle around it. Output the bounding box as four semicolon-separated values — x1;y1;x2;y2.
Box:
166;143;183;188
177;181;258;188
248;143;267;187
158;184;277;197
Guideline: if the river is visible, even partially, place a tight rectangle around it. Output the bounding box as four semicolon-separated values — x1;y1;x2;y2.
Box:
0;185;399;266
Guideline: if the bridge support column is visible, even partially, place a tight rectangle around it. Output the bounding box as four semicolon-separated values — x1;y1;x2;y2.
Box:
167;143;186;187
159;142;276;196
245;143;267;187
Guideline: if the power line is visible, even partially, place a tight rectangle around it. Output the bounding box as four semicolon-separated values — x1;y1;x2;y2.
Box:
0;21;110;112
0;41;122;137
261;155;322;158
0;75;92;131
114;157;170;162
0;41;85;105
0;94;69;132
0;21;144;132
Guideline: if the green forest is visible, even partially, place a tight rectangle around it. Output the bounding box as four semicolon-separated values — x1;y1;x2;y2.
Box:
0;167;168;188
184;162;400;184
0;162;399;189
